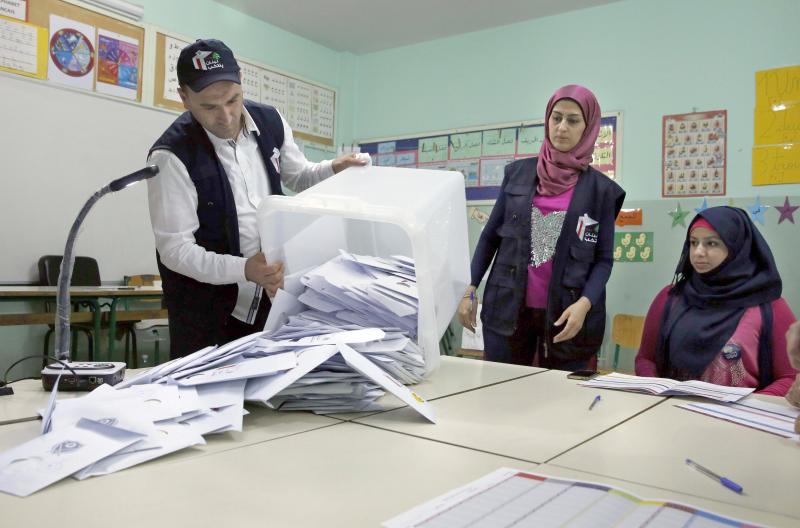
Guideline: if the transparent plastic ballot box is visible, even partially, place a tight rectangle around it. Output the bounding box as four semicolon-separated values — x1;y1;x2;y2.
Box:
257;165;470;375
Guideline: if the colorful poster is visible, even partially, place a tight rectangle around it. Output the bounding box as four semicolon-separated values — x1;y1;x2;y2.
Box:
593;118;617;179
95;29;138;100
517;124;545;155
238;60;262;102
359;114;620;202
418;136;448;163
753;65;800;186
615;208;643;227
0;16;46;79
479;158;513;187
613;232;653;263
259;69;288;115
482;128;516;157
162;35;189;104
447;160;480;187
0;0;27;21
662;110;727;197
48;15;95;91
450;132;482;159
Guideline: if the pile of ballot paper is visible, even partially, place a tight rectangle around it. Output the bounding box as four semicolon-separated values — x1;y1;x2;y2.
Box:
0;252;436;497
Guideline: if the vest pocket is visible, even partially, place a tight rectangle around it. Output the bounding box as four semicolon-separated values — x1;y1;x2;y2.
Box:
562;244;595;289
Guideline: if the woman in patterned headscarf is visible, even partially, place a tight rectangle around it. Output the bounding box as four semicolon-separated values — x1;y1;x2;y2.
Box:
458;85;625;369
636;206;797;395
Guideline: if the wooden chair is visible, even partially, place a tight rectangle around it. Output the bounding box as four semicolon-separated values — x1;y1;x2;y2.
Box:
610;314;646;372
124;274;168;367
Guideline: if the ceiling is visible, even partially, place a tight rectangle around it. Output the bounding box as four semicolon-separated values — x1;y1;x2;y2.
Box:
212;0;621;54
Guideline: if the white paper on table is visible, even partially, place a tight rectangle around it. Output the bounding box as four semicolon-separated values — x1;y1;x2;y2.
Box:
73;422;205;480
83;383;183;422
48;399;159;453
338;343;435;423
195;379;247;409
40;369;62;434
177;385;202;414
677;398;800;440
0;419;143;497
244;345;338;402
177;352;297;386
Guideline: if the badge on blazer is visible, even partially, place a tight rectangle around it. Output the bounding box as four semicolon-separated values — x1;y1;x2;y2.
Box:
576;213;599;243
270;147;281;173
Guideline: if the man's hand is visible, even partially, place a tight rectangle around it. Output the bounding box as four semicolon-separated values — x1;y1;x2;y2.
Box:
331;152;368;173
245;252;284;297
552;296;592;343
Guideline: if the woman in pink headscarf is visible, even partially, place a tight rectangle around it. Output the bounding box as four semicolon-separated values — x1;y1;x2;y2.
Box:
458;85;625;369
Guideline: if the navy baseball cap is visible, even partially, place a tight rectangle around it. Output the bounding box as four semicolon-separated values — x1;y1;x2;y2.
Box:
177;39;241;92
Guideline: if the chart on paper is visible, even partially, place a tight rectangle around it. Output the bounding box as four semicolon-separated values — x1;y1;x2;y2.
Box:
383;468;761;528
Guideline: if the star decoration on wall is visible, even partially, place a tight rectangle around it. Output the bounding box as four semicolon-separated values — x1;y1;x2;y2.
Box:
694;197;710;213
775;196;799;224
747;196;770;225
668;202;690;228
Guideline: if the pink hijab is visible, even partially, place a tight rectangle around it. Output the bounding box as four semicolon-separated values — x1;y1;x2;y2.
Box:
536;85;601;196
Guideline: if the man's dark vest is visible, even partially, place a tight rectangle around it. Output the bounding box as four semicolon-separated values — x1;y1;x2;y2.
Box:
149;101;284;357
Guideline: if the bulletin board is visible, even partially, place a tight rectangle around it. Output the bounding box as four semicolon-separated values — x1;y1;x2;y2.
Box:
25;0;144;101
154;31;337;146
359;113;620;203
753;64;800;185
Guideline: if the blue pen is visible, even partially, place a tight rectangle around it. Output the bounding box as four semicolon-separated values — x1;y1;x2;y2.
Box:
685;458;743;494
588;394;601;410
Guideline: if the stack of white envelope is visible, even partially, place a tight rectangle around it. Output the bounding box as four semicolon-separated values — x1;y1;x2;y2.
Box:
0;253;436;497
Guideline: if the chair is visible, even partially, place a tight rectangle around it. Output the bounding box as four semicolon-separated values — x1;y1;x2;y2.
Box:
124;274;168;367
610;313;646;372
38;255;138;362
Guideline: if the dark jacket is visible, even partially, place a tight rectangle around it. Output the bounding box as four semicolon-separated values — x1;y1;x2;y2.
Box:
149;101;285;357
471;157;625;360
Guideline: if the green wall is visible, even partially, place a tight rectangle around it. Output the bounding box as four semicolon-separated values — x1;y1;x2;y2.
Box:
3;0;798;379
352;0;800;201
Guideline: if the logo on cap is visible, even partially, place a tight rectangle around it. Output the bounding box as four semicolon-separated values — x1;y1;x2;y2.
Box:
192;50;224;71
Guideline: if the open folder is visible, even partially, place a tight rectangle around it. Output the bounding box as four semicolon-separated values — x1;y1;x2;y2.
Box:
579;372;754;402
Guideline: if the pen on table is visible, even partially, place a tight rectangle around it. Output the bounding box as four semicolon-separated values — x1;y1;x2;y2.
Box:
685;458;743;494
588;394;601;410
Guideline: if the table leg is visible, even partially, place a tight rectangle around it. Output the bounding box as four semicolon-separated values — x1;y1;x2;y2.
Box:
107;297;119;361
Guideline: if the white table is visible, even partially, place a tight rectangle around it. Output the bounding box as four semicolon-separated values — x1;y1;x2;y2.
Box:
355;369;666;462
0;378;84;425
548;395;800;521
331;355;544;420
0;422;540;528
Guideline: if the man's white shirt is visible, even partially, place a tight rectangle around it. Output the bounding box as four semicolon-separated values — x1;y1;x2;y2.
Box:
147;106;333;324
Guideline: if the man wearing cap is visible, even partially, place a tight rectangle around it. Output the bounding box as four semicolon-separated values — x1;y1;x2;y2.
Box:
147;39;367;358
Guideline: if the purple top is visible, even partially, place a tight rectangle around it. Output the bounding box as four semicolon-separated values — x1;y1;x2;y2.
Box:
526;187;575;308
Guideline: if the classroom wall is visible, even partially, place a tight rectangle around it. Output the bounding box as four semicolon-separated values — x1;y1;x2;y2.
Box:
134;0;354;145
352;0;800;201
349;0;800;366
0;0;353;379
3;0;798;379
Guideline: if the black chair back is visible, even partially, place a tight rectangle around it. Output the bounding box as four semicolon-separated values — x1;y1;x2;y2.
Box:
38;255;101;287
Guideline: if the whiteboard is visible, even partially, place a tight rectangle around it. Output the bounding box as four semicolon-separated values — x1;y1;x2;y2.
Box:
0;72;178;283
